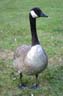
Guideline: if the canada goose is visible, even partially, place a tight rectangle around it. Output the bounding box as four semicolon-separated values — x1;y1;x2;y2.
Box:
13;7;48;88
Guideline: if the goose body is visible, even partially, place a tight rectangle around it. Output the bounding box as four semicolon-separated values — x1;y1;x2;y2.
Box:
13;7;48;88
14;44;47;75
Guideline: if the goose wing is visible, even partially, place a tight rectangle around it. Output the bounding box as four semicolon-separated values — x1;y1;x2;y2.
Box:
13;45;31;73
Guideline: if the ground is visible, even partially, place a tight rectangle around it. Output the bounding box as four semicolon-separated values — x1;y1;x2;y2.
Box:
0;0;63;96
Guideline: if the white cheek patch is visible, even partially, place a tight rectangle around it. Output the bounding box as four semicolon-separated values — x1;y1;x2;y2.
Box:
30;10;38;18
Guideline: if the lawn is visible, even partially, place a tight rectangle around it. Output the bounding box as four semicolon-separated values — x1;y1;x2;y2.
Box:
0;0;63;96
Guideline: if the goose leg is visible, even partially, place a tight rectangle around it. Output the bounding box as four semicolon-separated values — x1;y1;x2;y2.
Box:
35;74;39;87
20;73;23;85
31;74;39;89
18;73;27;88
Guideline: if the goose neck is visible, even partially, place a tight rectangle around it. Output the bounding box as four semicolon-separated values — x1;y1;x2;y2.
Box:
29;14;40;46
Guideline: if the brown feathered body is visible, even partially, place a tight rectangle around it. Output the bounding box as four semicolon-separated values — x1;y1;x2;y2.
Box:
13;44;48;75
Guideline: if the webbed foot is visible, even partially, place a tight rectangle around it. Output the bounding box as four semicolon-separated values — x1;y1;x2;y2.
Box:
18;83;27;89
31;84;39;89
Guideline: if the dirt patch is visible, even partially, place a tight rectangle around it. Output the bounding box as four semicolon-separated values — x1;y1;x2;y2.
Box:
48;55;63;66
0;49;14;60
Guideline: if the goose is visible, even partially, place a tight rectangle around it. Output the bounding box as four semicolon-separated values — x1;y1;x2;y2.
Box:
13;7;48;88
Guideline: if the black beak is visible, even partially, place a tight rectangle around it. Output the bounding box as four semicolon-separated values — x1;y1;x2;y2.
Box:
40;13;48;17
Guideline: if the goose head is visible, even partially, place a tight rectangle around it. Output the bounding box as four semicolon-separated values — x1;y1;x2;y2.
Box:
30;7;48;18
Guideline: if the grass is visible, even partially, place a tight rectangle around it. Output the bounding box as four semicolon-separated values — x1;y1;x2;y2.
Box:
0;0;63;96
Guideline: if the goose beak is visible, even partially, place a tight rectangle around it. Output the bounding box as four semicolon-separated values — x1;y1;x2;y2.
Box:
40;13;48;17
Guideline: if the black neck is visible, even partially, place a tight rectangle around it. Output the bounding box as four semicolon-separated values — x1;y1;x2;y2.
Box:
29;14;40;46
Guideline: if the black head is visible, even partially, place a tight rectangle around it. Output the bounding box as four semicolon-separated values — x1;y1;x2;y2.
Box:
30;7;48;18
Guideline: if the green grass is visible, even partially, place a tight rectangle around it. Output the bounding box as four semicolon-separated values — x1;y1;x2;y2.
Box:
0;0;63;96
